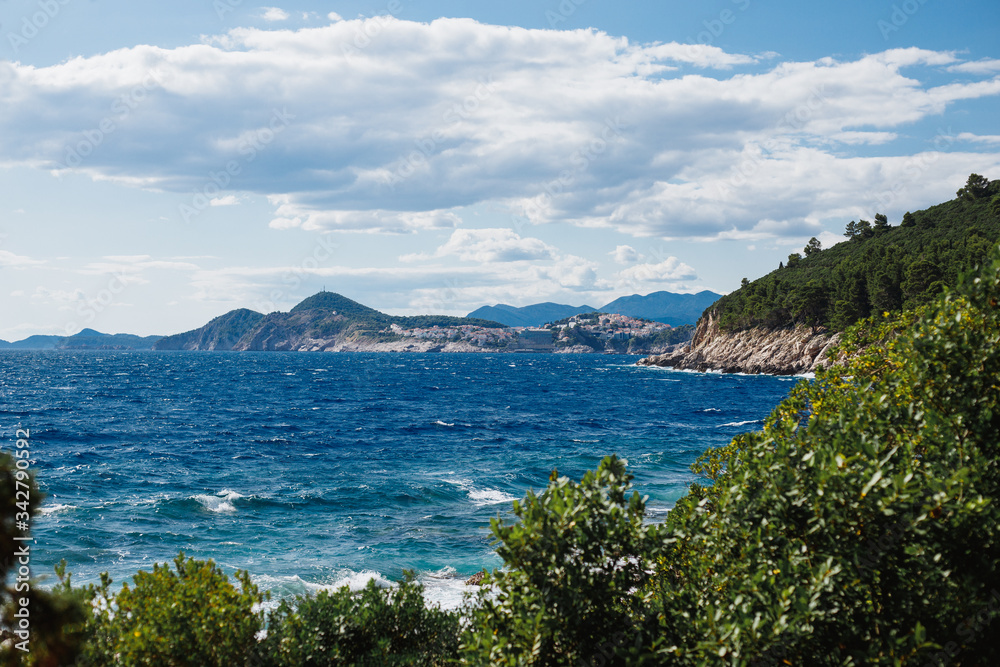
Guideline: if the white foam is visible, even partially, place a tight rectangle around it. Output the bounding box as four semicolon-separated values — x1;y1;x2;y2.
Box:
327;570;394;593
433;420;455;427
193;489;244;513
419;567;473;610
699;408;722;413
40;503;76;516
468;488;518;506
717;419;763;428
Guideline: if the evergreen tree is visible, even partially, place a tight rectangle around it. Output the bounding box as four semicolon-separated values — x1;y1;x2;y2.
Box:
804;237;822;256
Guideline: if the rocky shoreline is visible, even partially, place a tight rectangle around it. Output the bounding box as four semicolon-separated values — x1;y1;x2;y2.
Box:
636;310;840;376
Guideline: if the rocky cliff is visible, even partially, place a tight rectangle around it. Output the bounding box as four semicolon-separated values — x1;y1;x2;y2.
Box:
636;309;840;375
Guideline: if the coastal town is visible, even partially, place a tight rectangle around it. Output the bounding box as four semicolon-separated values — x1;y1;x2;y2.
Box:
384;312;680;352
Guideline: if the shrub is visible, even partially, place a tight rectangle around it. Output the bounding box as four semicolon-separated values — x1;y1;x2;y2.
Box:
80;552;266;666
259;574;460;666
461;456;664;665
646;246;1000;663
0;447;90;666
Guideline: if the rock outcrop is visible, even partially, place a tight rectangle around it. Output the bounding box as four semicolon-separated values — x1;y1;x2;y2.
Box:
637;309;840;376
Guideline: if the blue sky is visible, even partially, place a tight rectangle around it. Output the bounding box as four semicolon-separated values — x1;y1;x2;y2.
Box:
1;0;999;339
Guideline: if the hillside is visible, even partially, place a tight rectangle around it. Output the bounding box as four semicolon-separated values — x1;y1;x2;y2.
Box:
639;175;1000;374
600;290;721;327
154;309;264;351
155;292;506;352
467;302;596;328
714;176;1000;332
0;329;161;350
467;290;722;328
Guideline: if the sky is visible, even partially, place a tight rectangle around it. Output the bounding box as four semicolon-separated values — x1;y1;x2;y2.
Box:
1;0;999;339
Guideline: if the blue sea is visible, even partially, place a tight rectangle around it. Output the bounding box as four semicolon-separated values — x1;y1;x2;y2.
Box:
1;351;798;608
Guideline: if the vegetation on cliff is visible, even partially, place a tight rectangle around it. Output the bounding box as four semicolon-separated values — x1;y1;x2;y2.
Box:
713;174;1000;332
13;245;1000;664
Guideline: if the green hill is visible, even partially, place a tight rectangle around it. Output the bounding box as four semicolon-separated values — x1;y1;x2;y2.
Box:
714;175;1000;332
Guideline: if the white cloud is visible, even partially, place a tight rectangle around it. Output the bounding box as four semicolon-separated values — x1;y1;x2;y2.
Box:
616;257;697;284
210;195;240;206
260;7;290;21
0;22;996;243
610;245;640;264
410;228;559;263
327;12;343;22
957;132;1000;145
0;250;45;268
948;59;1000;75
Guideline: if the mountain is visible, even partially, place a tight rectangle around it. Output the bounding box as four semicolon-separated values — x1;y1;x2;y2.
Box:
466;291;722;328
154;309;265;351
0;329;161;350
0;335;64;350
467;303;597;328
154;292;506;352
639;176;1000;375
599;290;722;327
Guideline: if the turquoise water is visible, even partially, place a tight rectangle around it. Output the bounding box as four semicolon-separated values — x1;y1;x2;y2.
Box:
0;351;798;608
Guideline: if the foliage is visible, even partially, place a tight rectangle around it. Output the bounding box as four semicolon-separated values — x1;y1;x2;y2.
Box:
803;237;822;256
714;175;1000;332
80;553;266;666
0;449;90;666
957;173;991;200
39;244;1000;666
643;244;1000;663
259;575;460;666
290;291;506;330
461;456;664;665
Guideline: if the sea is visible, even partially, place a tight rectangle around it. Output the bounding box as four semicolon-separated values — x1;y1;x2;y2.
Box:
1;351;800;609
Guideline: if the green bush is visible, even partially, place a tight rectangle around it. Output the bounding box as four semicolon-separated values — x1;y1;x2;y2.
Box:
0;448;90;667
644;246;1000;663
80;553;266;666
259;574;459;666
461;456;664;665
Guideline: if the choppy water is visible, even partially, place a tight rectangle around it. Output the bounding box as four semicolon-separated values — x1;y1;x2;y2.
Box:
0;351;797;608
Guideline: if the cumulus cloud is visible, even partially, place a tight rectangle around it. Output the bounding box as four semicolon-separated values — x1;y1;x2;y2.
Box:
616;257;697;284
610;245;640;264
210;194;240;206
260;7;290;21
948;59;1000;74
0;22;997;239
408;228;559;263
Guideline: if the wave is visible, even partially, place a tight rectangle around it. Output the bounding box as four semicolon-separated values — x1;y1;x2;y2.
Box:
443;478;519;507
40;503;77;516
432;420;455;427
468;488;518;506
717;419;763;428
193;489;244;513
419;567;473;610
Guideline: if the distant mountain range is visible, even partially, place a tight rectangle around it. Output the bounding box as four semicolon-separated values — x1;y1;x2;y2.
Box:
467;290;722;328
154;291;506;352
0;328;162;350
1;290;722;352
